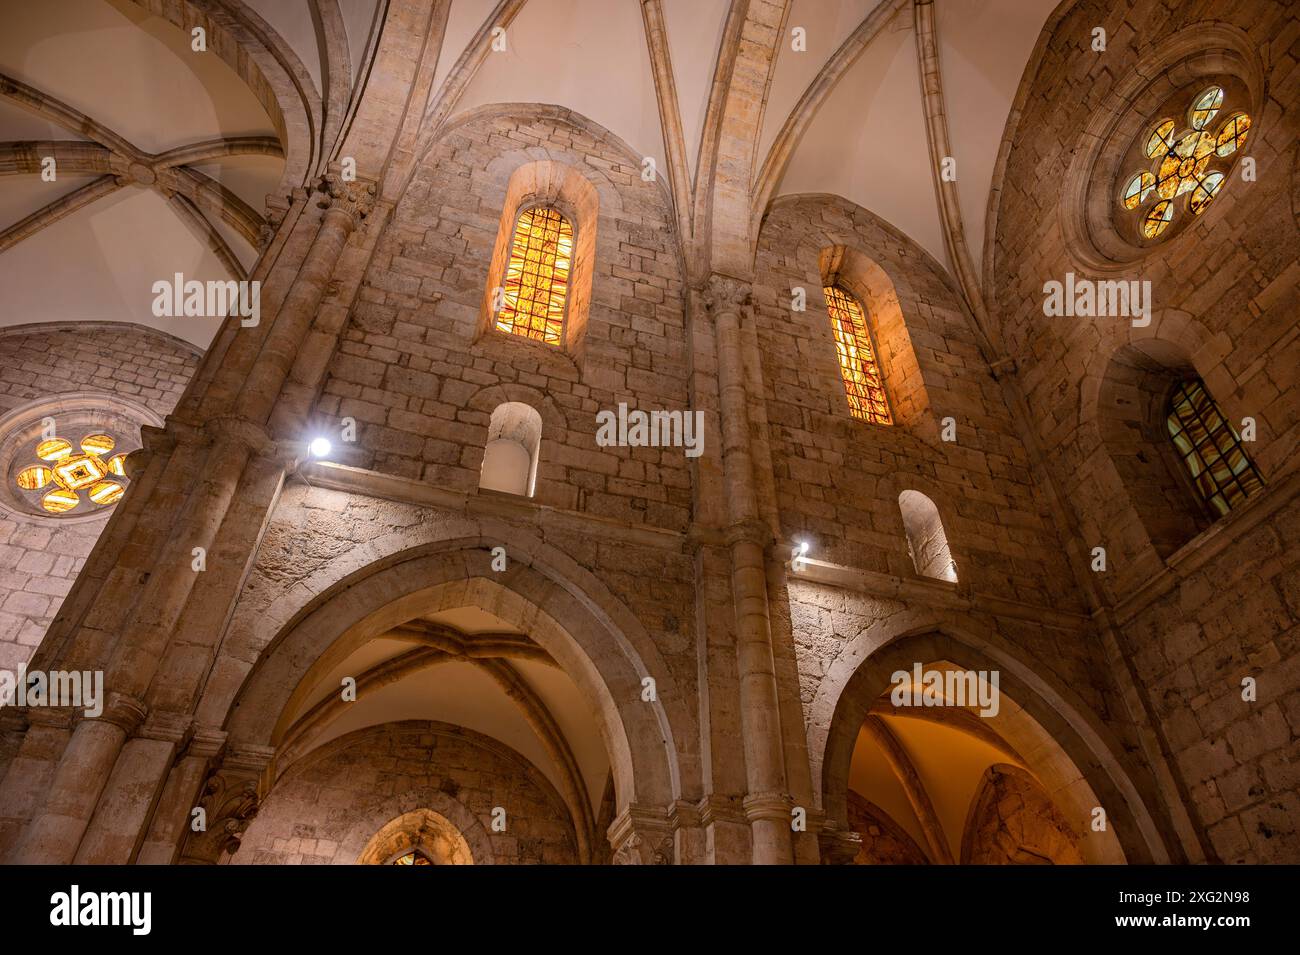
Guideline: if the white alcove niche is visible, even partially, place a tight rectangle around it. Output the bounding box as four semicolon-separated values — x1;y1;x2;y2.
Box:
479;402;543;498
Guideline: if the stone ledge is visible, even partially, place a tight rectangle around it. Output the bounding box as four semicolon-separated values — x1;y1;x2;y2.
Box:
788;556;1090;632
1111;466;1300;625
301;460;686;551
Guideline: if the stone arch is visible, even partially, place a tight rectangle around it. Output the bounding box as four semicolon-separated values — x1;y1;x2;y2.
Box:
981;0;1083;293
357;808;480;866
876;471;968;589
810;616;1171;863
121;0;317;195
465;383;568;505
846;790;929;865
424;102;676;216
1076;311;1268;573
216;538;683;824
397;103;686;360
759;194;982;437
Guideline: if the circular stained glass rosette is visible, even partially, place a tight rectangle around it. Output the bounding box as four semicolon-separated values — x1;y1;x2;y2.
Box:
12;431;130;515
1121;89;1253;237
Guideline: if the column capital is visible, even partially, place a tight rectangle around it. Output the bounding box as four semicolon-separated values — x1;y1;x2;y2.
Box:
608;805;675;864
204;414;277;459
318;166;377;224
703;272;751;315
138;709;191;745
97;692;148;734
183;726;228;761
724;516;774;549
742;790;794;824
818;824;864;865
177;750;271;864
695;793;747;828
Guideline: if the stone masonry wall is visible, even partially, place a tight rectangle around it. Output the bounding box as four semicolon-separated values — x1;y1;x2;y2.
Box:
990;0;1300;861
754;196;1082;610
0;323;199;677
233;720;578;864
315;107;694;531
751;197;1132;739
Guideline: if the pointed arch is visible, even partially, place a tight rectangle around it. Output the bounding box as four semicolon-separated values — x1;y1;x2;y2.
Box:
810;618;1174;864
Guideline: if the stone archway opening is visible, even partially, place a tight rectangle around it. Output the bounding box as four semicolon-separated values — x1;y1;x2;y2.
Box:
215;544;683;866
819;631;1149;865
359;808;476;865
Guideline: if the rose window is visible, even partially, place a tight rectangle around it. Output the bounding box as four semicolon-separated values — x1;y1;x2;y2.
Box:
13;432;128;514
1120;85;1251;240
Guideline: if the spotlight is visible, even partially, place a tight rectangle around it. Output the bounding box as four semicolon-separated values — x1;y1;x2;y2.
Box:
309;437;332;458
791;540;809;570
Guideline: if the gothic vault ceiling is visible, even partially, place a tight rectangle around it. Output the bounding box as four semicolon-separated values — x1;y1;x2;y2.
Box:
0;0;1060;349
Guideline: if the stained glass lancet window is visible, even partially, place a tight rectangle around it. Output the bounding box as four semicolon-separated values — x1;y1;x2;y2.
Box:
1166;378;1263;518
495;205;574;346
1120;85;1251;240
823;285;892;425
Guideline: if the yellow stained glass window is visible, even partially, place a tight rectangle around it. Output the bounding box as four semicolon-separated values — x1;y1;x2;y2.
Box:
36;438;72;461
1122;171;1155;210
824;285;891;425
392;851;431;865
1166;378;1263;518
1215;114;1250;157
12;430;127;515
1145;120;1175;159
1143;199;1173;238
1189;172;1224;216
495;205;573;347
1120;88;1251;239
1188;86;1224;130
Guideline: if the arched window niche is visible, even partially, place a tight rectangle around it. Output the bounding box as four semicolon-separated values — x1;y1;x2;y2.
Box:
1095;339;1264;560
479;402;543;498
898;489;958;582
358;808;475;865
481;160;599;359
818;246;927;428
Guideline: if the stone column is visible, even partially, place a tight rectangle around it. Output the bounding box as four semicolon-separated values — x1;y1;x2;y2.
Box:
73;712;190;863
0;708;69;858
10;693;145;863
2;171;375;865
236;170;376;428
705;273;793;864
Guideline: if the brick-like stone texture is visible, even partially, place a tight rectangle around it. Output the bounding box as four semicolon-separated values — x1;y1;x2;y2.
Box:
316;107;693;530
963;765;1084;864
0;324;198;674
847;790;928;864
990;0;1300;862
233;721;578;865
